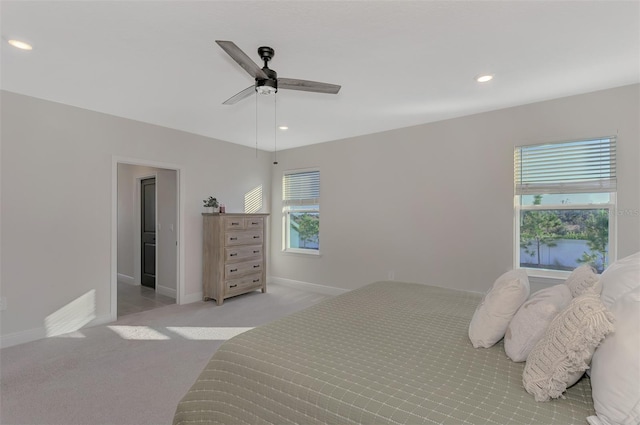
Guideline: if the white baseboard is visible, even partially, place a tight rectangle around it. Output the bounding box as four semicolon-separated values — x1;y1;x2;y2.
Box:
0;314;112;349
180;291;204;305
0;327;46;349
268;276;349;296
156;285;177;299
87;314;113;328
117;273;137;285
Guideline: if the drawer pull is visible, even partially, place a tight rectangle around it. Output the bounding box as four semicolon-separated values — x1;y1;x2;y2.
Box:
230;237;238;241
253;279;260;283
251;222;259;225
253;235;260;239
253;265;260;268
230;284;238;288
231;222;240;226
253;250;260;254
230;253;238;257
230;268;238;272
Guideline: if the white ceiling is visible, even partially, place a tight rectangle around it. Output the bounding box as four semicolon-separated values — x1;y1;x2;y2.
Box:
1;1;638;151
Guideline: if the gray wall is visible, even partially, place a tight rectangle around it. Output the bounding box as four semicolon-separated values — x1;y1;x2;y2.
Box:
1;84;638;346
0;90;272;343
270;84;640;294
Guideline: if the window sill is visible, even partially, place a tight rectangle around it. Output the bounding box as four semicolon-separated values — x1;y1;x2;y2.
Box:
282;248;322;257
527;274;565;286
520;267;575;286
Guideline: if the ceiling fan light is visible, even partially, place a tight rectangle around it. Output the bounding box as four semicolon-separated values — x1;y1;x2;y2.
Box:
256;85;277;95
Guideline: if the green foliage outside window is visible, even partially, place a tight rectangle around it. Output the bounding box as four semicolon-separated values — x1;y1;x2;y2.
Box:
520;195;610;272
576;210;609;271
520;196;563;267
290;212;319;249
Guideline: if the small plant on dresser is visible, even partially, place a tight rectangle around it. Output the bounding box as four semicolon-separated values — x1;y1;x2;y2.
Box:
203;196;219;213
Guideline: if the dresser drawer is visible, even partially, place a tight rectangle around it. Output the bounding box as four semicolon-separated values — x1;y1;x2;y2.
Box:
225;259;263;279
225;273;263;296
245;217;264;229
224;230;263;246
225;245;263;262
224;217;246;230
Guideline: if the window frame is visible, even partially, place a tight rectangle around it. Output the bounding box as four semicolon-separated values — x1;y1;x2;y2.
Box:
282;168;321;255
513;137;617;279
514;196;617;279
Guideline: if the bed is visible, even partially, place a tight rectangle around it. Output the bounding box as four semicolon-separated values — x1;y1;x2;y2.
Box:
173;281;595;424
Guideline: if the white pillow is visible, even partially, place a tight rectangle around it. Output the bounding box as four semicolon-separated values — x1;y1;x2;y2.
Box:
565;264;600;297
523;291;614;402
588;286;640;425
504;284;572;362
600;251;640;308
468;270;530;348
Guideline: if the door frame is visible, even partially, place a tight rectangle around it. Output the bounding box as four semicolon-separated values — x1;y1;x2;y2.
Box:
111;156;185;321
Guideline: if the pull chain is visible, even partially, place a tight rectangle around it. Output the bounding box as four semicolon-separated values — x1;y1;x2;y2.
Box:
273;92;278;165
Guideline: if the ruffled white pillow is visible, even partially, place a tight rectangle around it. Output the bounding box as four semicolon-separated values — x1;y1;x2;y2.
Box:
504;284;572;362
565;264;600;297
468;270;529;348
523;291;614;402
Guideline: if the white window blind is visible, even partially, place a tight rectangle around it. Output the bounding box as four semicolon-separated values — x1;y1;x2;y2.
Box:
283;170;320;206
515;137;616;195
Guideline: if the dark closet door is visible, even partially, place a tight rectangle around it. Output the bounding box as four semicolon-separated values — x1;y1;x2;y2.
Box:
141;178;156;289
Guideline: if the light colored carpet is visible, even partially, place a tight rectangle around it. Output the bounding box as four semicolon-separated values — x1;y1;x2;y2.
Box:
0;283;331;425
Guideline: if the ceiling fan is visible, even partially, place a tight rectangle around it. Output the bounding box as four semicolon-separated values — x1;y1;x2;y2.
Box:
216;40;341;105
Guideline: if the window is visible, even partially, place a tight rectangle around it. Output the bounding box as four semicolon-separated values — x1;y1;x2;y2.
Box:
514;137;616;276
283;169;320;253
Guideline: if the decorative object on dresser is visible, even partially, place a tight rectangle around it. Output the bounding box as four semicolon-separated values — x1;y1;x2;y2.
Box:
202;213;269;305
203;196;220;213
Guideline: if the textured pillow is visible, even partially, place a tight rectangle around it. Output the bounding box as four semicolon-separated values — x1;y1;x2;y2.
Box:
565;264;600;297
468;270;530;348
600;251;640;308
504;284;572;362
588;286;640;425
523;291;614;402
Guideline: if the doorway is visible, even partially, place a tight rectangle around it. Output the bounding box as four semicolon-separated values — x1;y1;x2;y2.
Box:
113;160;182;319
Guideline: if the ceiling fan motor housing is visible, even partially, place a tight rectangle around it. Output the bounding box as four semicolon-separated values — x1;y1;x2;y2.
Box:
256;67;278;95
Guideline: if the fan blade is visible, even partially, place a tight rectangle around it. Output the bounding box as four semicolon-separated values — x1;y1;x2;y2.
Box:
222;85;255;105
216;40;268;80
278;78;341;94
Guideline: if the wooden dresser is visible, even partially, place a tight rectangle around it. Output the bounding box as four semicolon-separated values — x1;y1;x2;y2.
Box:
202;213;269;305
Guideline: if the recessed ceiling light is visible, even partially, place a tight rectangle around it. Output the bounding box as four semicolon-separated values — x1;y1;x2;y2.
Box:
278;126;289;130
7;39;33;50
476;74;494;83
